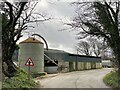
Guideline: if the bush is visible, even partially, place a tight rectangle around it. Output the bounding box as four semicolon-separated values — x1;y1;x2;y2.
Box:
2;69;39;89
103;71;120;88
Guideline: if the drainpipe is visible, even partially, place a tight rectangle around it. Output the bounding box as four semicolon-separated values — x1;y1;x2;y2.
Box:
32;34;48;70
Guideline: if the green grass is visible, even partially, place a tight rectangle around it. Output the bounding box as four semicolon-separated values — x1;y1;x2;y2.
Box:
103;71;120;88
2;69;39;89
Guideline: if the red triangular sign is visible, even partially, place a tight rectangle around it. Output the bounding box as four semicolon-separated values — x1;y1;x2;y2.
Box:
25;58;34;66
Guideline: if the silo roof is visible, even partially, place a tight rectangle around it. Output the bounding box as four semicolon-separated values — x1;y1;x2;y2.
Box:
19;37;43;44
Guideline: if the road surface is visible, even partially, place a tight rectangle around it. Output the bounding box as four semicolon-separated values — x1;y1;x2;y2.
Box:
38;68;113;88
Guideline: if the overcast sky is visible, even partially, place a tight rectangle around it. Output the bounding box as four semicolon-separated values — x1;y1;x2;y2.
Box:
18;0;80;54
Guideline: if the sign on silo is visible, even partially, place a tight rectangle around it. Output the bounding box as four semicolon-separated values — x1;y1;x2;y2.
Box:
25;58;34;66
25;58;34;80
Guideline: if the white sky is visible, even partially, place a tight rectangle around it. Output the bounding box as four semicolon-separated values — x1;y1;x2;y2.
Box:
17;0;80;54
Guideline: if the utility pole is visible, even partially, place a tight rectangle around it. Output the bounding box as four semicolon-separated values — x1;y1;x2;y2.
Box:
76;49;78;71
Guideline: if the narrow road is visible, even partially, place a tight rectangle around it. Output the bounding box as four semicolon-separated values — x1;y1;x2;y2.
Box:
38;68;113;88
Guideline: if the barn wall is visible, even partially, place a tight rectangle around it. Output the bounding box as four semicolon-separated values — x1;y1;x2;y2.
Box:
87;62;91;69
69;62;75;72
73;62;76;71
91;62;96;69
77;62;84;70
96;63;102;69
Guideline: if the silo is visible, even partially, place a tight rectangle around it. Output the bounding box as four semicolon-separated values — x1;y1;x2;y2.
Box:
18;37;44;73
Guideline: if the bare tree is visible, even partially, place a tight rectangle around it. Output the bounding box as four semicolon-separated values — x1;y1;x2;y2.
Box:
1;1;51;77
76;37;109;57
88;38;108;57
76;41;92;56
68;1;120;74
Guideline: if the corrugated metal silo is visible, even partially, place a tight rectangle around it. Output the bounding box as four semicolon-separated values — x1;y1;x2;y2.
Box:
18;37;44;73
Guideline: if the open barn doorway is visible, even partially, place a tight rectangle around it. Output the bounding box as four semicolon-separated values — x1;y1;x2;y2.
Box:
44;54;58;73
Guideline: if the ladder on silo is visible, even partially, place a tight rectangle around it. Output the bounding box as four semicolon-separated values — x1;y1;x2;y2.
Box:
44;54;58;66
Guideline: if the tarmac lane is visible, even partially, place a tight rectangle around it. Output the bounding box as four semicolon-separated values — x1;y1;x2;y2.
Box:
37;68;113;88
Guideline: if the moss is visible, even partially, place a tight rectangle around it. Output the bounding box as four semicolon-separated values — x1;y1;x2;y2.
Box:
103;71;120;88
2;69;39;89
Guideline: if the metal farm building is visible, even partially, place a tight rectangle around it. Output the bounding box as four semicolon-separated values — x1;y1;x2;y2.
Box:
44;49;102;73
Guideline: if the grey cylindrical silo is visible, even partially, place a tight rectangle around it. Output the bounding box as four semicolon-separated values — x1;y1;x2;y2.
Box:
18;37;44;73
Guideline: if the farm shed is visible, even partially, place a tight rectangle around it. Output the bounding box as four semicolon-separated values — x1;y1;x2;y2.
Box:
44;49;102;73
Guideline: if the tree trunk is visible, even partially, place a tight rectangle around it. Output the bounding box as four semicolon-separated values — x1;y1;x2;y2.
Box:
116;53;120;82
114;44;120;73
111;40;120;84
2;36;18;77
2;54;18;78
2;61;17;78
2;43;18;78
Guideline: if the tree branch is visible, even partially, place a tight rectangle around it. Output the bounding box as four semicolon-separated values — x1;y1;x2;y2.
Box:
5;2;13;28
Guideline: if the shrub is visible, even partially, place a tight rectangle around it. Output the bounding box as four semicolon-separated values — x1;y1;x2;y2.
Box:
2;69;39;89
103;71;120;88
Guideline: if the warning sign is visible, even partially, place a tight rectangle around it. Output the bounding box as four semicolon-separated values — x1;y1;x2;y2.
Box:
25;58;34;66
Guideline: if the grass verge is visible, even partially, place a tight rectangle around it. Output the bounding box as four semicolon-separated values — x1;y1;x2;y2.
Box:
2;69;39;89
103;71;120;88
